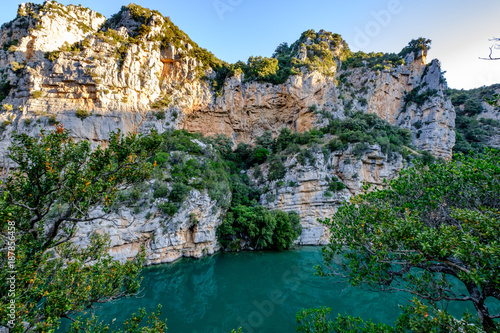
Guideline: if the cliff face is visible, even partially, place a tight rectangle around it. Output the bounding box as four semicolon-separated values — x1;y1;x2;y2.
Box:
74;188;225;265
0;2;454;157
247;143;404;245
0;2;458;263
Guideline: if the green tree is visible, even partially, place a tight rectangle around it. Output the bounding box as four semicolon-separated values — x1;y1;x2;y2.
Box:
0;126;165;332
398;37;431;58
217;205;301;251
319;150;500;332
245;56;279;81
296;300;484;333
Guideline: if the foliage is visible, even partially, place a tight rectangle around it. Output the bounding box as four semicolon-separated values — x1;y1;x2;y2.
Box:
403;86;438;108
68;304;168;332
327;177;346;192
342;52;404;70
151;95;172;110
32;90;43;98
319;150;500;332
76;108;90;120
320;112;412;157
2;103;13;112
296;300;485;332
152;130;232;213
0;126;163;331
0;80;12;103
398;38;432;58
296;307;394;333
2;39;19;52
154;110;166;120
207;29;349;91
449;84;500;155
217;205;301;251
48;114;58;125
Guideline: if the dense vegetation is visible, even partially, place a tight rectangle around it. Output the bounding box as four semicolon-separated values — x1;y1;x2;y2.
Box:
0;126;167;332
319;111;413;158
316;149;500;332
114;129;303;251
449;84;500;154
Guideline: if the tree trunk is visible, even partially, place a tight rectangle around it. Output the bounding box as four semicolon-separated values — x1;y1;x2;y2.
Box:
466;283;498;333
474;302;498;333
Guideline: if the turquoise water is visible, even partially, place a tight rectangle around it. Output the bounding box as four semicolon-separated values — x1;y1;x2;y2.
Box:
59;247;483;332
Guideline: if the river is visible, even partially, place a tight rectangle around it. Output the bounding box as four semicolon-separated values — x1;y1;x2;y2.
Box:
58;246;480;332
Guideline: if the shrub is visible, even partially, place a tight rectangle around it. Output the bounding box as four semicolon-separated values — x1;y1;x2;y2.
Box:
252;147;270;164
168;182;190;203
157;202;178;216
327;138;346;152
32;90;43;98
46;115;57;125
11;61;25;72
352;142;370;158
75;108;90;120
153;184;169;199
398;37;431;58
327;177;346;192
151;95;171;110
0;120;11;132
217;205;302;251
268;159;287;181
2;104;13;112
154;110;166;120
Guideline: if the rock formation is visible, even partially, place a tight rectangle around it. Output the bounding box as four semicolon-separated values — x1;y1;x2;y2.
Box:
0;2;458;263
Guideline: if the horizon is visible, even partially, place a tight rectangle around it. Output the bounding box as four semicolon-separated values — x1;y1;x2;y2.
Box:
1;0;499;90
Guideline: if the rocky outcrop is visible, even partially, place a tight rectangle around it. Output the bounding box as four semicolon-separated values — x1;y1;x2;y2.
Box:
74;185;226;265
0;3;454;158
333;53;455;160
249;143;404;245
479;102;500;148
0;2;458;263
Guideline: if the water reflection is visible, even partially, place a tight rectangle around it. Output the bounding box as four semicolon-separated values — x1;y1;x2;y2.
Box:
58;247;492;333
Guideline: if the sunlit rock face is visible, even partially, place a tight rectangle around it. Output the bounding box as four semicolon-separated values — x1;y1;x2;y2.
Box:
0;2;456;263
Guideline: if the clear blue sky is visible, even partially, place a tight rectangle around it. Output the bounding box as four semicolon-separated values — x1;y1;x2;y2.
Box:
1;0;499;89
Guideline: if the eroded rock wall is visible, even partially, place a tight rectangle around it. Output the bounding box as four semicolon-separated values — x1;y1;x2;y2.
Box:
249;144;404;245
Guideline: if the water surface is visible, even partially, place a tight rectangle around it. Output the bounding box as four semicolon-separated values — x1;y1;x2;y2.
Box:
59;247;482;332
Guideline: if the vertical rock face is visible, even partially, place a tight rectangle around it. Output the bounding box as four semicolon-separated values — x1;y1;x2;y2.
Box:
249;144;404;245
0;3;458;263
73;188;225;265
0;2;454;158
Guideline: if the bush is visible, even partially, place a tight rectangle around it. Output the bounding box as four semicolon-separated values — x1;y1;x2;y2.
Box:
327;177;346;192
154;110;166;120
75;108;90;120
157;202;178;216
153;184;169;199
151;95;171;110
32;90;43;98
2;104;13;112
327;138;346;152
252;147;270;164
168;182;190;203
268;159;287;181
398;37;432;58
217;205;301;251
48;115;58;125
352;142;370;158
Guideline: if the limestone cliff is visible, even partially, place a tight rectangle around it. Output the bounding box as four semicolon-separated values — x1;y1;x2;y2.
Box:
0;2;454;158
74;188;225;265
0;2;458;263
247;143;404;245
